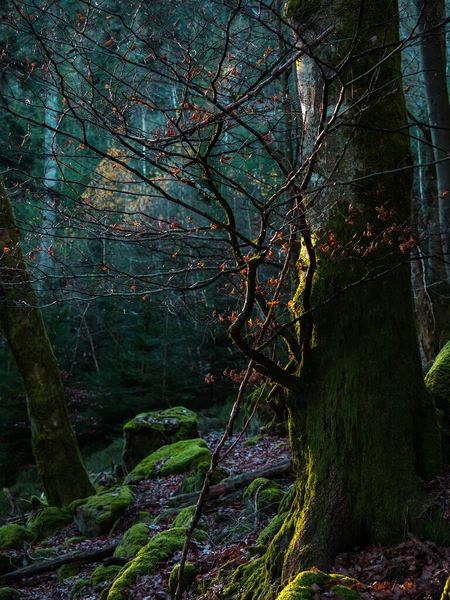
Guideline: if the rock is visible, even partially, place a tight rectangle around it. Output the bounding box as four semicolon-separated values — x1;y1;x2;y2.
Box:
0;588;19;600
122;407;199;471
69;487;134;537
124;439;211;484
171;505;208;532
243;478;284;513
57;563;81;582
0;524;35;550
175;461;228;496
28;507;72;540
114;523;149;559
90;564;122;587
168;562;197;595
106;528;188;599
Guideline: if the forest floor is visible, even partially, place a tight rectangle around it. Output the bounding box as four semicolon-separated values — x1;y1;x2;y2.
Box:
1;431;450;599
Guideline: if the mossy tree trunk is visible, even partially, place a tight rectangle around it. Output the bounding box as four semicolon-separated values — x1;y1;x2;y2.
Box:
264;0;442;583
0;177;95;507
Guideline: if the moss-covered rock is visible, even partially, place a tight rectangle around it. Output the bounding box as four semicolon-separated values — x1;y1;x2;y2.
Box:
124;439;211;484
90;564;122;587
425;341;450;462
114;523;149;559
0;524;35;550
69;487;134;537
257;512;288;545
28;507;72;539
0;588;19;600
123;407;199;471
171;505;209;532
57;562;81;582
106;528;188;599
168;562;197;595
243;478;284;513
175;462;228;495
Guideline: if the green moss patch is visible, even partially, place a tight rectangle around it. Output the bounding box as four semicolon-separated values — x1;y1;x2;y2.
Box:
106;527;188;599
275;571;363;600
124;439;211;484
90;564;122;587
0;588;19;600
0;524;35;549
176;462;228;495
122;407;199;471
58;562;81;582
243;478;284;513
172;505;209;532
28;506;72;539
114;523;149;559
257;512;287;545
168;562;197;594
69;487;134;537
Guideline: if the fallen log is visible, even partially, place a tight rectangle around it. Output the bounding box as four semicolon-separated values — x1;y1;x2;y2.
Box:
0;543;119;583
170;458;292;507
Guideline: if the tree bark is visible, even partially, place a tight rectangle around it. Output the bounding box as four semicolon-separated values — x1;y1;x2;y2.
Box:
264;0;442;582
415;0;450;283
0;176;95;507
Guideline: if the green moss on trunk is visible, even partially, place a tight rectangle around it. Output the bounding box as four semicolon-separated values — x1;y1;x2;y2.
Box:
0;177;95;507
264;0;442;586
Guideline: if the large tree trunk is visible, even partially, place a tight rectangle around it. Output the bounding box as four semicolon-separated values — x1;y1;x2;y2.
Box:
264;0;442;582
0;177;95;507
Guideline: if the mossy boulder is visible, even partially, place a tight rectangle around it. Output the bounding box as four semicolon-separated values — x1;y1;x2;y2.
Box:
168;562;198;595
257;512;287;545
90;564;122;587
172;505;209;532
425;341;450;461
114;523;149;559
0;588;19;600
0;524;35;550
124;439;211;484
69;487;134;537
106;528;188;599
28;506;72;540
275;571;362;600
123;407;199;471
175;462;228;495
243;478;284;513
57;562;81;582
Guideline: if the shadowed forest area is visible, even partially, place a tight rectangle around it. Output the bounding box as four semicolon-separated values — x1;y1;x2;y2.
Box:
0;0;450;598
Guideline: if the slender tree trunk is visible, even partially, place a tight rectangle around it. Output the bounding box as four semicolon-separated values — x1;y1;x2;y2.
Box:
415;0;450;282
38;89;59;292
263;0;442;582
0;177;95;507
